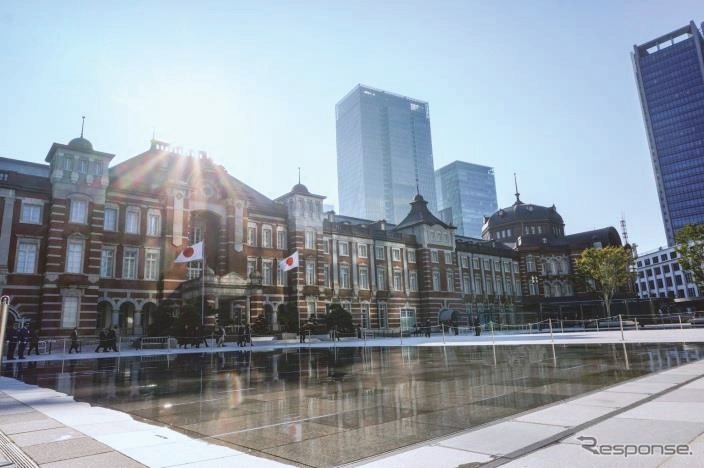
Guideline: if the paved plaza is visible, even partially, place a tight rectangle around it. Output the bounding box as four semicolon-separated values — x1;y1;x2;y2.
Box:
1;329;704;467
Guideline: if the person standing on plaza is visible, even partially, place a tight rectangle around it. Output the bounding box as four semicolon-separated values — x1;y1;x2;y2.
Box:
27;326;41;356
473;316;481;337
424;319;431;338
69;327;80;353
6;327;19;360
17;323;29;359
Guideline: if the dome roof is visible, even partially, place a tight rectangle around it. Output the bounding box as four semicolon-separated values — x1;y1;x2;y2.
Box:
486;200;563;227
290;183;311;195
68;137;93;152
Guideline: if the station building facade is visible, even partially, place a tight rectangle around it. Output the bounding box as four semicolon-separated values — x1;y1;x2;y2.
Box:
0;135;622;336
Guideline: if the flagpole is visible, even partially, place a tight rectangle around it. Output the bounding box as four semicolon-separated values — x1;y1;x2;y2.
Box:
297;252;301;335
201;236;205;326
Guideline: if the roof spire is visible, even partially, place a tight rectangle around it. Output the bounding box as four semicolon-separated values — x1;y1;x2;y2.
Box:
513;172;522;204
298;166;301;184
80;116;85;138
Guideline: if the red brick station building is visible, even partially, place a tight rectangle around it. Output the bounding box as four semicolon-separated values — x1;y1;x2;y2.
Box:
0;134;623;337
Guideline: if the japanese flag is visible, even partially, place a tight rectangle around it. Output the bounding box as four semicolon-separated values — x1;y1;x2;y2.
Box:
175;241;204;263
278;251;299;272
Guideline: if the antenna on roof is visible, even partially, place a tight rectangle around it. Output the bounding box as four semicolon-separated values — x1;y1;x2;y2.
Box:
80;116;85;138
415;173;420;196
514;172;521;203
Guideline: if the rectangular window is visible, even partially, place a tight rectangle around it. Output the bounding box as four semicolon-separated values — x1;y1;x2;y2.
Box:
125;208;140;234
66;239;83;273
473;257;479;269
409;272;418;291
359;266;369;289
306;260;316;285
339;241;349;256
407;250;416;263
431;250;439;263
447;272;454;292
64;156;73;171
104;207;117;231
340;264;350;288
305;231;315;249
277;263;286;286
358;244;368;258
79;159;89;173
432;271;440;291
486;277;494;294
444;252;452;265
461;256;469;268
20;202;41;224
100;247;115;278
277;229;286;249
247;259;256;278
375;246;385;260
307;301;316;319
147;212;160;236
247;225;257;246
361;303;370;328
463;274;471;293
15;240;38;273
69;199;88;224
376;268;386;290
61;296;79;329
378;303;388;328
392;248;401;261
144;250;160;280
261;228;272;248
393;271;402;291
262;261;272;285
322;238;329;254
475;275;483;294
322;264;329;287
122;248;138;279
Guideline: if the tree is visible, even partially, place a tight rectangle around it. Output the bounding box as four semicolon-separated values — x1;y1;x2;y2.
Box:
325;304;354;333
675;224;704;291
576;246;634;317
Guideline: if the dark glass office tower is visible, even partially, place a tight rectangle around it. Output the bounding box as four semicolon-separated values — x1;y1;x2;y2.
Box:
435;161;498;237
633;21;704;245
336;85;436;223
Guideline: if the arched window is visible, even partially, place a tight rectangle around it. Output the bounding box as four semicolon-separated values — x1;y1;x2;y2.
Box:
526;255;536;272
544;282;551;298
552;283;561;297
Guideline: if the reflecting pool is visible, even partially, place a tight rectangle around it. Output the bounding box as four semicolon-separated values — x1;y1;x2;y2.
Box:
3;343;703;467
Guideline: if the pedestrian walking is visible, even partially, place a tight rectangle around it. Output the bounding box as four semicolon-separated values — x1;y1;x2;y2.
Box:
6;327;19;360
216;326;226;347
17;323;29;359
27;326;40;356
424;319;431;338
244;323;252;346
107;326;118;351
68;327;81;353
95;329;107;352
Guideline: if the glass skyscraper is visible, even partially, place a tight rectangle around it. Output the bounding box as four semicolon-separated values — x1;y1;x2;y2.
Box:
435;161;498;237
633;21;704;246
336;85;437;223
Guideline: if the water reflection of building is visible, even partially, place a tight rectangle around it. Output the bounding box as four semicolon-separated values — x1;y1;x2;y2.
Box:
1;133;621;336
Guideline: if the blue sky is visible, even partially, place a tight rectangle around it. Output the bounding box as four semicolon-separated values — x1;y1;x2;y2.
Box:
1;1;701;251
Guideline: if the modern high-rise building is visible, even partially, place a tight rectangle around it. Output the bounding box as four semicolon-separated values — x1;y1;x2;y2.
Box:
336;84;437;223
633;21;704;246
435;161;498;237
